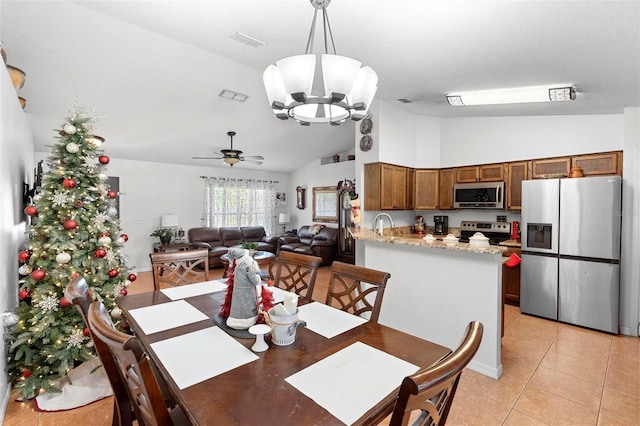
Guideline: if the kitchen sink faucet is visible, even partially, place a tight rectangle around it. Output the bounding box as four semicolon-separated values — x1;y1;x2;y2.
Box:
373;213;395;236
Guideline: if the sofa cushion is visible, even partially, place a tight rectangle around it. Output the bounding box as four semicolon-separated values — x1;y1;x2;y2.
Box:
240;226;266;242
189;227;223;246
297;226;314;246
220;227;243;247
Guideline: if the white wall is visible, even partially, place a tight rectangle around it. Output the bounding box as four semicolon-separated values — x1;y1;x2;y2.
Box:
35;153;289;272
0;66;34;421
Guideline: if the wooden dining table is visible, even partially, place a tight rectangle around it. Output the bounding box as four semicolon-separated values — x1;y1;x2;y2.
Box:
117;285;451;425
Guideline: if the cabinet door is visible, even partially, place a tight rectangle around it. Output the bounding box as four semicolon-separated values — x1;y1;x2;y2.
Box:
438;168;456;210
506;161;530;211
406;168;415;210
532;157;570;178
414;169;439;210
571;152;621;176
381;164;406;210
503;248;521;305
364;163;381;211
456;166;478;183
479;163;505;181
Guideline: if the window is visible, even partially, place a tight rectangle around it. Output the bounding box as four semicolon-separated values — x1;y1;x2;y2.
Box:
202;178;277;233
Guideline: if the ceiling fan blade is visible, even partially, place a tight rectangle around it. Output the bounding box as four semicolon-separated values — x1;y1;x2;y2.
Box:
243;155;264;160
192;156;223;160
241;159;263;165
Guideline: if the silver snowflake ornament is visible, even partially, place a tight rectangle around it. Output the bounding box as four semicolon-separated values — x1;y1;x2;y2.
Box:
36;295;59;313
65;329;86;349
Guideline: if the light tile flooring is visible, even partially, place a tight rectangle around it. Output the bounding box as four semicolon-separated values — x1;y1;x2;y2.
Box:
3;266;639;425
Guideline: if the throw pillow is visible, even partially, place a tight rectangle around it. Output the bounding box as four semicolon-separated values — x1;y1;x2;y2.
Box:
308;224;325;235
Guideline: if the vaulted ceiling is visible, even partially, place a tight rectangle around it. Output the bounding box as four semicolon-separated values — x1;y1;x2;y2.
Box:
2;1;639;172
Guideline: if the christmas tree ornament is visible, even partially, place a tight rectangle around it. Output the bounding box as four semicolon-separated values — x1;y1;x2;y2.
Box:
22;370;32;379
31;269;46;281
63;123;77;134
65;142;79;153
24;206;38;216
98;173;108;181
74;200;83;208
98;155;110;164
63;219;78;230
100;232;111;237
18;264;32;276
59;297;72;308
55;252;72;264
123;279;132;287
107;207;118;216
70;271;80;279
83;327;90;337
127;273;137;282
62;178;76;188
86;135;104;148
111;307;122;319
119;288;128;296
94;248;107;258
107;190;117;199
121;234;129;242
18;250;31;262
108;269;119;278
19;289;30;300
98;236;112;245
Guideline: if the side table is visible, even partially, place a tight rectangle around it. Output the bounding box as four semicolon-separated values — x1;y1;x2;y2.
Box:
220;251;275;280
153;242;193;253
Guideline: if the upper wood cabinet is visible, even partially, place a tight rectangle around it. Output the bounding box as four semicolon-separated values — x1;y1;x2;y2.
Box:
406;168;415;211
456;164;505;183
532;157;571;179
572;151;621;176
506;161;531;211
438;168;456;210
364;163;407;210
414;169;439;210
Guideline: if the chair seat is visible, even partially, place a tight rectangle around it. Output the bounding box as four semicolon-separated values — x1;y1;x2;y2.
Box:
280;243;303;251
293;246;314;256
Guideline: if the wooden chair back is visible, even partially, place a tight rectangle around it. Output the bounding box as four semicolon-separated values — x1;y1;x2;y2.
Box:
389;321;484;426
273;251;322;298
65;276;134;426
325;261;390;323
87;301;175;426
150;248;210;290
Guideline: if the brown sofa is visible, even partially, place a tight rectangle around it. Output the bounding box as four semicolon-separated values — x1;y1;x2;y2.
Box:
188;226;279;268
279;225;338;266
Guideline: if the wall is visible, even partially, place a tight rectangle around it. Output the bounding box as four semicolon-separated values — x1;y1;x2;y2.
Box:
0;66;34;421
35;153;288;272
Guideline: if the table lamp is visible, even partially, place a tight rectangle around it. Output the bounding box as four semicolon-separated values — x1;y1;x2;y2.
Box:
278;213;290;234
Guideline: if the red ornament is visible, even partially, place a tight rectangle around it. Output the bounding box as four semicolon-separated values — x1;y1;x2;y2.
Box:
108;269;119;278
121;234;129;242
100;232;111;237
19;289;30;300
59;297;72;307
119;288;128;296
31;269;46;281
127;273;137;282
18;250;31;262
63;219;78;230
63;178;76;188
24;206;38;216
94;248;107;258
70;272;80;279
98;155;110;164
107;190;117;199
22;370;32;379
83;327;90;337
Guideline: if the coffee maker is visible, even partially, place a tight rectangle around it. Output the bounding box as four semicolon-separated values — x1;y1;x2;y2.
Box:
434;215;448;235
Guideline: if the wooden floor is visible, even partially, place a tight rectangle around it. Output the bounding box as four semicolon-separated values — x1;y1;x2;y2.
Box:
3;266;639;425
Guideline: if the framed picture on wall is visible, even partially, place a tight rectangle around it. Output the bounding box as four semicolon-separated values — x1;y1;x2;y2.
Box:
276;192;286;208
296;186;306;209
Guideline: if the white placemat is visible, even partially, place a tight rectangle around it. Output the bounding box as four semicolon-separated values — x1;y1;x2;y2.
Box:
151;326;259;389
160;280;227;300
298;302;368;339
285;341;419;425
127;300;209;334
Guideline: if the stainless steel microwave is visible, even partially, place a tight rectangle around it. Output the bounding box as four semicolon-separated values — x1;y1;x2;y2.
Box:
453;182;505;209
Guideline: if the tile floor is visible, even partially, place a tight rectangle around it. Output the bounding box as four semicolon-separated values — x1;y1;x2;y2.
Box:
3;266;639;425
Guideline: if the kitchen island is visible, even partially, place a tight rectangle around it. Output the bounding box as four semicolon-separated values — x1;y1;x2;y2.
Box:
350;227;506;379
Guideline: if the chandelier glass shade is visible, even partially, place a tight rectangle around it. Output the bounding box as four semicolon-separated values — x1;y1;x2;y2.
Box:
263;0;377;125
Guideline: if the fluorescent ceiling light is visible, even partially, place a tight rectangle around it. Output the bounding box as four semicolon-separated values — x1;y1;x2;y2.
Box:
446;85;576;106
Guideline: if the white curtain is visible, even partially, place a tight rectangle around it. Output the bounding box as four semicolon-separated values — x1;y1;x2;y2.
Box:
201;177;277;233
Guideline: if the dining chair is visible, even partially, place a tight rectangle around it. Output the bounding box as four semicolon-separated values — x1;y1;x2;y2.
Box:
325;261;391;324
272;251;322;299
387;321;483;426
150;247;210;290
65;276;134;426
87;300;189;426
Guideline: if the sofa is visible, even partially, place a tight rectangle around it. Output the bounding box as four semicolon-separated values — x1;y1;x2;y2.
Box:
278;225;338;266
188;226;279;268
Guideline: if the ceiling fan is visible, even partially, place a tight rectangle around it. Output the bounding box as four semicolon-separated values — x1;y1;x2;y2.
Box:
192;131;264;166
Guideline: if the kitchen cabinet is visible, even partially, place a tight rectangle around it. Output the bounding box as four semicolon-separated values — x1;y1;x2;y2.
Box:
414;169;439;210
532;157;571;178
502;247;521;306
572;151;621;176
438;168;456;210
364;163;407;210
406;168;415;210
506;161;531;211
456;164;505;183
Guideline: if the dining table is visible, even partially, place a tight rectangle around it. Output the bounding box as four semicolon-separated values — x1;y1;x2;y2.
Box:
117;280;451;425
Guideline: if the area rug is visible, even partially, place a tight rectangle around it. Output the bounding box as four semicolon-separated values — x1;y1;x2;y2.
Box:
34;357;113;412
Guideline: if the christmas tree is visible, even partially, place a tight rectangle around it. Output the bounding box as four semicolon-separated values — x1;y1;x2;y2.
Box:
7;104;135;400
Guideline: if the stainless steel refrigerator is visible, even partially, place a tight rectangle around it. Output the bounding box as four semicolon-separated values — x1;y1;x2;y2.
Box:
520;175;621;333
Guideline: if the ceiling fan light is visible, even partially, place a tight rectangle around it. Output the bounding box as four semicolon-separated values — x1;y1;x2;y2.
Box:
224;157;240;165
322;54;361;98
275;54;315;99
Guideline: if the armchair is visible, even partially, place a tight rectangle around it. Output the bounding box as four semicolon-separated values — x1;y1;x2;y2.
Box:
279;225;338;266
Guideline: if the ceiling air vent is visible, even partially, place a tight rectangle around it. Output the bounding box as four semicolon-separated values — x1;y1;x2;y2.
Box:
396;98;414;104
229;32;266;47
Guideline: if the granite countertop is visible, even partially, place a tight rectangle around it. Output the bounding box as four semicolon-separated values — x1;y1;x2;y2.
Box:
499;239;521;248
349;227;507;256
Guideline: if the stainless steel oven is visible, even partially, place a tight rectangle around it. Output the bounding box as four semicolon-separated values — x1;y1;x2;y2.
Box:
453;182;505;209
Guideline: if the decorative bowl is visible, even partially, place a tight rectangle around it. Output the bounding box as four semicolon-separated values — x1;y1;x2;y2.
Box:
469;232;490;247
443;234;459;244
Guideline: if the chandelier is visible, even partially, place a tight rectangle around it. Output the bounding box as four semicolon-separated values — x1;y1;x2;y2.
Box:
263;0;378;125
